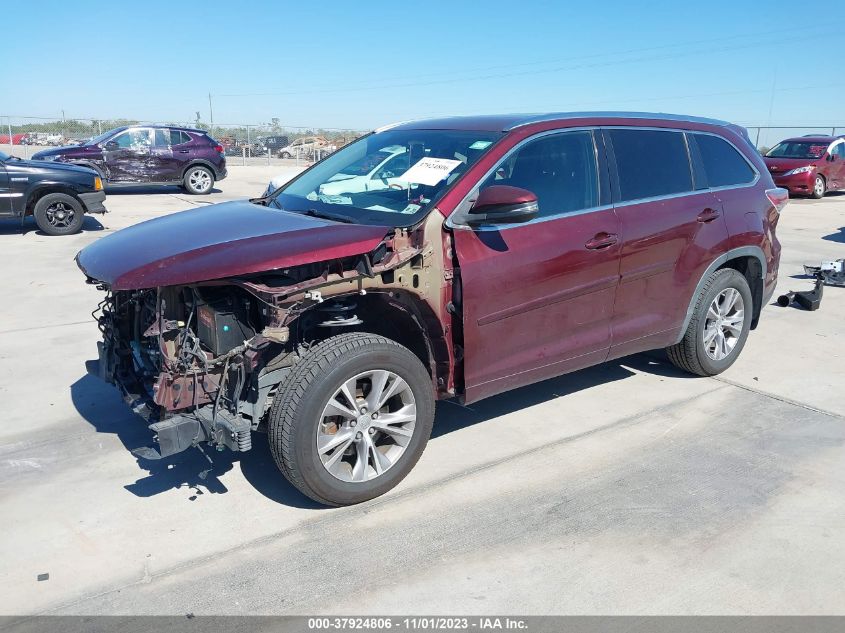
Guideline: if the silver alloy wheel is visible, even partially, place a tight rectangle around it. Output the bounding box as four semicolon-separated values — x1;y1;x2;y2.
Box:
703;287;745;361
44;201;75;229
814;176;825;197
188;168;212;192
316;369;417;483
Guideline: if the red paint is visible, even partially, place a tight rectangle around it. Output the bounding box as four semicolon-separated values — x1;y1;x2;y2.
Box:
763;135;845;195
76;200;389;289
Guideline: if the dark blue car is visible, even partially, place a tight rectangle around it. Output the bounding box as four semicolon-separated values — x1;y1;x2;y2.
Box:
32;125;227;194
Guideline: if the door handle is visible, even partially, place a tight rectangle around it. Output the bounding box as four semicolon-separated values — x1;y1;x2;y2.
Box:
585;232;619;250
177;149;190;153
697;207;721;223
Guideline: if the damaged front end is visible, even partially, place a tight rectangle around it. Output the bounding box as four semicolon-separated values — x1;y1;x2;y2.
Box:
87;220;453;461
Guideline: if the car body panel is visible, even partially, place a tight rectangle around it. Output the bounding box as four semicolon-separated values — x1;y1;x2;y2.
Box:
76;200;390;290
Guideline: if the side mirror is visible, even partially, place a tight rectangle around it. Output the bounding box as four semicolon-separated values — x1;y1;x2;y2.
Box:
104;140;118;151
466;185;539;225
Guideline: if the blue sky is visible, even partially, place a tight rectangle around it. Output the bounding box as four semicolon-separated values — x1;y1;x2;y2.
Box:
2;0;843;133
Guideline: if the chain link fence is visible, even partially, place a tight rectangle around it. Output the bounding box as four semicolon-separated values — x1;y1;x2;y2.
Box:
1;115;841;163
0;115;366;166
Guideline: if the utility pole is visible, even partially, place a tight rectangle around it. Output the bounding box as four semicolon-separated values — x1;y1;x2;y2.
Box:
208;93;214;134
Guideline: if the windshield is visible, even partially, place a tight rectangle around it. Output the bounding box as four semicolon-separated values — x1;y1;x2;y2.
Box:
766;141;828;159
85;127;126;146
0;150;9;161
270;129;502;226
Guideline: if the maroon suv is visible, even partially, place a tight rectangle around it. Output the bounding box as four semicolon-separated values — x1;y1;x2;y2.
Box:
76;112;785;505
32;125;227;194
763;135;845;198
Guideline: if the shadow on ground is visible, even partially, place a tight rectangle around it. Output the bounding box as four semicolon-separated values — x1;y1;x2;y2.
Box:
0;214;104;235
822;226;844;243
71;351;693;508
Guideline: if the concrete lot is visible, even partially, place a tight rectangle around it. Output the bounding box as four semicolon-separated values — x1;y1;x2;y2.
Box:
0;167;843;615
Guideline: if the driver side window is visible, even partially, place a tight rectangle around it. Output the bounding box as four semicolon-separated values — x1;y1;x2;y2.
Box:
113;129;151;150
479;131;599;219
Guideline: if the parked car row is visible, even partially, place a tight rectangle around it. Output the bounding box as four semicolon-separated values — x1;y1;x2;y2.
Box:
75;111;785;505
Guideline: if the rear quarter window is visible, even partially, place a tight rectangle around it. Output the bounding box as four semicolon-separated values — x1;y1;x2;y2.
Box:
608;129;693;202
693;133;755;187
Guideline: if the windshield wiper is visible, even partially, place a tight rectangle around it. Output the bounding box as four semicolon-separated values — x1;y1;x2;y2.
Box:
302;208;353;224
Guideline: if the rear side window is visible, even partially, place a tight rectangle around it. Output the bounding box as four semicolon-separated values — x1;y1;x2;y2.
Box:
171;130;191;145
482;130;599;218
608;129;692;202
693;133;755;187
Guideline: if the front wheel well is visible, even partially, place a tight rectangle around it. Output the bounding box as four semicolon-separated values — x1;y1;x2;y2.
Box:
24;186;82;217
291;291;449;394
718;256;763;328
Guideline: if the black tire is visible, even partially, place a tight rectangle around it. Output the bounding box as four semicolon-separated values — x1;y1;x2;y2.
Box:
33;193;85;236
268;332;435;506
811;174;826;199
182;165;214;195
280;151;292;159
666;268;753;376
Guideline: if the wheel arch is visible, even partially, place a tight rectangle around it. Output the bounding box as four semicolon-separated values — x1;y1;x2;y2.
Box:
181;160;219;180
675;246;767;343
24;185;83;217
291;290;450;396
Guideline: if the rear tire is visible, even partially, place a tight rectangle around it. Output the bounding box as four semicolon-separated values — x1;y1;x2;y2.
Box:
33;193;85;236
182;166;214;194
811;175;825;199
666;268;753;376
268;332;435;506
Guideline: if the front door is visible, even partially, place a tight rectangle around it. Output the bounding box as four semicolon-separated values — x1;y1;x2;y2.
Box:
451;129;621;403
829;140;845;190
103;128;153;182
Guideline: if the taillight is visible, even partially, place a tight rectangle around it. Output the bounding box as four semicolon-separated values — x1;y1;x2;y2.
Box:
765;187;789;213
214;145;224;154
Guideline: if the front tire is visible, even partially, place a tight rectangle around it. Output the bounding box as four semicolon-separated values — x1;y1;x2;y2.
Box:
280;151;292;159
183;166;214;194
268;333;435;506
666;268;753;376
33;193;85;235
811;175;826;199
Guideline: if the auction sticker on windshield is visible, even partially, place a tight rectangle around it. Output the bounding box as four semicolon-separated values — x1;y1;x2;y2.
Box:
399;157;463;186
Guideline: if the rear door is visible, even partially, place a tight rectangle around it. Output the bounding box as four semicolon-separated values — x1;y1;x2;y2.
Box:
150;129;192;181
604;127;727;358
451;129;621;403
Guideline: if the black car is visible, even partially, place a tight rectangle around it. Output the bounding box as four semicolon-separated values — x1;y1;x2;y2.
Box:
31;125;227;195
256;135;290;155
0;149;106;235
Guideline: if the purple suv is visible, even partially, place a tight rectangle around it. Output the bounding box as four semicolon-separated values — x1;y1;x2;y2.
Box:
32;125;227;194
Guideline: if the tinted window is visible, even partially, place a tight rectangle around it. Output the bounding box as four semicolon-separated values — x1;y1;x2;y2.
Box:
609;129;692;202
694;134;755;187
833;142;845;158
172;131;190;145
481;131;598;218
112;129;150;149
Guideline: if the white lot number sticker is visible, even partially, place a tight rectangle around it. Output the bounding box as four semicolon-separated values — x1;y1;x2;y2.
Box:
399;157;463;186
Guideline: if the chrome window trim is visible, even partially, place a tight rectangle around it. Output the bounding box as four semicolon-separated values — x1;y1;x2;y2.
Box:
604;126;760;208
447;127;605;231
446;124;762;231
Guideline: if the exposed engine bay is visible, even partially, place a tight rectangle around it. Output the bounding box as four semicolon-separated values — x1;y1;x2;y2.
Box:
89;220;456;461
